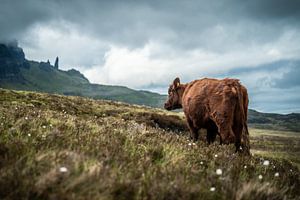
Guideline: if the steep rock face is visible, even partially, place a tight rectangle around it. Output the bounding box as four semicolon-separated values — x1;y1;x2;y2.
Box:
0;41;25;61
0;42;29;80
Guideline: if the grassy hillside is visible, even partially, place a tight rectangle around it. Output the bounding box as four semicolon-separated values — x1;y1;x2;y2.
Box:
248;109;300;132
0;89;299;200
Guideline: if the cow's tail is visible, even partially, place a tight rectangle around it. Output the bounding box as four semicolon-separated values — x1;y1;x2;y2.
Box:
240;85;250;155
242;120;250;155
233;82;250;155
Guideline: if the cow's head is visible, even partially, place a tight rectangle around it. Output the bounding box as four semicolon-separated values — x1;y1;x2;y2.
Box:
164;77;184;110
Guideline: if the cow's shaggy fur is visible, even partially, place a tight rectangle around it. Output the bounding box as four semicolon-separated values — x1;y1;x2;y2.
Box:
164;77;250;154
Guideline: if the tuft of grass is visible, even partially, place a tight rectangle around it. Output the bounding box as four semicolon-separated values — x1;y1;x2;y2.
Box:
0;89;299;200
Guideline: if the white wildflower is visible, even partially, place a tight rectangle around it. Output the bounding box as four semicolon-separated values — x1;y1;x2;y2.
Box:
214;154;218;158
244;165;247;169
42;125;46;129
25;116;28;120
216;169;222;175
188;143;192;146
263;160;270;166
258;175;263;180
59;167;68;173
192;143;196;146
28;133;31;137
210;187;216;192
200;161;203;165
274;172;279;177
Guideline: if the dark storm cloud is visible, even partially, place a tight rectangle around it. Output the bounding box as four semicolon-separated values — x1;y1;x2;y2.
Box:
1;0;300;48
0;0;53;41
242;0;300;21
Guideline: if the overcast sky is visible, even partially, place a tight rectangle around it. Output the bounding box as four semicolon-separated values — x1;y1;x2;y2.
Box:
1;0;300;113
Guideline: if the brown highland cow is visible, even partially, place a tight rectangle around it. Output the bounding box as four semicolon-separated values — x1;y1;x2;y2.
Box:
164;77;250;154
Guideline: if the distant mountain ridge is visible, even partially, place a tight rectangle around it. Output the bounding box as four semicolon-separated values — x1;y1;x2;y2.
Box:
0;42;299;132
0;42;166;107
248;109;300;132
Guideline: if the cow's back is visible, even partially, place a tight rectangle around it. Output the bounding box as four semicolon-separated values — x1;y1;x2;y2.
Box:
182;78;231;125
182;78;241;108
182;78;243;126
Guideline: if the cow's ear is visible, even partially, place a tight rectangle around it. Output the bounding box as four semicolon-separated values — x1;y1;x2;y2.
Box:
173;77;180;88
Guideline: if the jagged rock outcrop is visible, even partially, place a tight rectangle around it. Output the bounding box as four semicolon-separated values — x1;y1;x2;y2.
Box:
54;56;59;69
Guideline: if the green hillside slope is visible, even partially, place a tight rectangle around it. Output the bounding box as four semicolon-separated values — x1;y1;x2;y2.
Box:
248;109;300;132
0;89;299;199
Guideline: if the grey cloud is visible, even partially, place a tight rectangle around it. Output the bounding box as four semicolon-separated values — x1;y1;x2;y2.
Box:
1;0;300;49
0;0;53;41
242;0;300;21
274;62;300;88
249;87;300;113
222;60;293;75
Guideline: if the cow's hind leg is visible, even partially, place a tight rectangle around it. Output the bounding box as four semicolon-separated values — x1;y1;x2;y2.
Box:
211;98;236;145
186;117;199;142
206;119;218;144
232;123;242;153
242;123;251;155
211;115;235;144
219;126;235;145
206;130;216;144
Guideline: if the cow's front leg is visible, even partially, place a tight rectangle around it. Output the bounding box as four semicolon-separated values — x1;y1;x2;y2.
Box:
186;117;199;142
